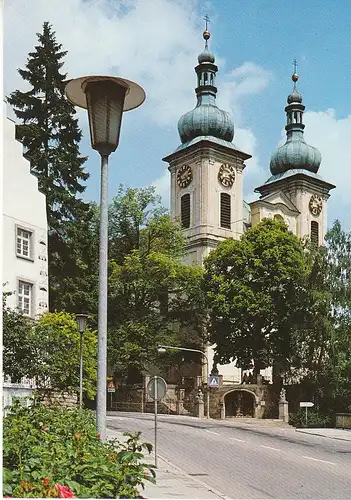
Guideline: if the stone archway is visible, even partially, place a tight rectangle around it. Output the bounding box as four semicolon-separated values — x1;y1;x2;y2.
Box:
224;389;257;418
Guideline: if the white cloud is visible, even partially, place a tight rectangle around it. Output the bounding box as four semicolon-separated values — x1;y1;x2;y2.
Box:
217;62;272;123
151;170;170;209
4;0;202;127
304;109;351;227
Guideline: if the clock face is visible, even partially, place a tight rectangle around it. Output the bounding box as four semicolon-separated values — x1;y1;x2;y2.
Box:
177;164;192;188
309;194;323;216
218;164;235;187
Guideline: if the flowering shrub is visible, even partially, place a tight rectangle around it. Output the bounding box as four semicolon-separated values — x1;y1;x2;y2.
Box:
3;398;155;498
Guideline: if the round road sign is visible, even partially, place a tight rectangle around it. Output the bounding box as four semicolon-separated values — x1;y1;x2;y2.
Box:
147;376;167;401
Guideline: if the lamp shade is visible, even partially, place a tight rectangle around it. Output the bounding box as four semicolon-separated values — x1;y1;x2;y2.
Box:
85;79;126;154
76;314;88;333
65;75;146;155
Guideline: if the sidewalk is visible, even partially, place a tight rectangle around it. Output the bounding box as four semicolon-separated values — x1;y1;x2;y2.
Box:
106;428;227;499
295;427;351;441
142;455;226;499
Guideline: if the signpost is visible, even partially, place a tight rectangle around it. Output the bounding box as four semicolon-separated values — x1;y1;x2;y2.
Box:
107;379;115;411
300;401;314;426
147;376;167;467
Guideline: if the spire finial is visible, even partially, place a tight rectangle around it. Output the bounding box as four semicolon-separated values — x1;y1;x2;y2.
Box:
292;59;299;89
203;14;210;47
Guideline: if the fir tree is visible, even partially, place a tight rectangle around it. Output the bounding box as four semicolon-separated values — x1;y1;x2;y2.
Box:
7;22;91;312
7;21;89;231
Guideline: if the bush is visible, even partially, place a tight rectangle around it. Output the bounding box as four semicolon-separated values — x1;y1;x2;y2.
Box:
3;398;155;498
289;408;333;428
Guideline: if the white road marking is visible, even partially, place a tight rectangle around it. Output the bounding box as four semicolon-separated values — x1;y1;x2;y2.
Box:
205;430;220;435
260;445;281;451
230;437;246;443
302;456;336;465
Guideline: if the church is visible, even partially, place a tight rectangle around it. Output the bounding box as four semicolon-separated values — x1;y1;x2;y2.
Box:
162;27;335;384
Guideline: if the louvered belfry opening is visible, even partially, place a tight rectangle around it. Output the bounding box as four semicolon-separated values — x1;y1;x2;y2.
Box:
220;192;231;229
311;220;319;247
181;193;191;228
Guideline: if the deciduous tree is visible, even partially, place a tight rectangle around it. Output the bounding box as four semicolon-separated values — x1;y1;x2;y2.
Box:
204;218;308;376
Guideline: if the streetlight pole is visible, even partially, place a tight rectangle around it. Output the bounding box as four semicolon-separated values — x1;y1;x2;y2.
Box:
157;344;210;419
76;314;88;408
65;76;145;439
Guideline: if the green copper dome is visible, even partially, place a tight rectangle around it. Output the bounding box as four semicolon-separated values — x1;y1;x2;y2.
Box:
270;74;321;175
178;30;234;144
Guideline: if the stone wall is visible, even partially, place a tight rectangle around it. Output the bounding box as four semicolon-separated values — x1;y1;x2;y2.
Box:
42;391;78;409
336;413;351;429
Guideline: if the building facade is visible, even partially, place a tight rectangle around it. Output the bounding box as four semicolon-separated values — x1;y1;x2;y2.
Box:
2;106;49;317
163;29;335;383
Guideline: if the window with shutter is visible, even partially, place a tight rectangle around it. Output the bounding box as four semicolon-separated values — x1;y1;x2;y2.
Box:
220;193;231;229
181;193;191;228
311;221;319;247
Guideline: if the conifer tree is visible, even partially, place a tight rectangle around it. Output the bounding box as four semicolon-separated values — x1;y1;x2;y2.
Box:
7;22;91;312
7;21;89;231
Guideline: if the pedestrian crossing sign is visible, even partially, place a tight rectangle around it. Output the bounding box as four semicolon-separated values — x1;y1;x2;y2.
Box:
208;375;219;388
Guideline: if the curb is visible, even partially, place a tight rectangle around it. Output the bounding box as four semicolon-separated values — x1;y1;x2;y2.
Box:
295;429;351;442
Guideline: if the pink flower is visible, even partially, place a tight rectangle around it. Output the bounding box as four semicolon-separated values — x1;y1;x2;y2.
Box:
55;484;75;498
97;433;101;439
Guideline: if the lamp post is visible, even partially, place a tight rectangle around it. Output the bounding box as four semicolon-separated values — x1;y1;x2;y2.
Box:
65;76;145;439
157;344;210;419
76;314;88;408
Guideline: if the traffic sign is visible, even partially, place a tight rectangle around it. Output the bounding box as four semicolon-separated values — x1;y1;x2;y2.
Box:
147;376;167;401
208;375;219;388
300;402;314;408
107;380;115;392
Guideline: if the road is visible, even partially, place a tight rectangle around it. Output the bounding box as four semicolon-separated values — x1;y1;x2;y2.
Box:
107;412;351;499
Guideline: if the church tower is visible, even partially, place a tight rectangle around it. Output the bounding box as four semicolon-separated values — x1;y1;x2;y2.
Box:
250;69;335;245
163;27;251;265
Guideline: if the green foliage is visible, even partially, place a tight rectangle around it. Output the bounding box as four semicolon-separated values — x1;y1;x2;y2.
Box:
33;312;97;398
49;203;99;315
204;218;308;374
107;186;206;381
2;303;97;399
2;295;37;382
289;408;333;428
3;399;155;498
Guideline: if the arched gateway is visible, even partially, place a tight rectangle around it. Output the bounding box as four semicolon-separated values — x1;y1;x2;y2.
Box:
224;389;257;418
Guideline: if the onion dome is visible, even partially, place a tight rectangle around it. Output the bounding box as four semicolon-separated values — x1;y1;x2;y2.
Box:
270;72;321;175
178;28;234;144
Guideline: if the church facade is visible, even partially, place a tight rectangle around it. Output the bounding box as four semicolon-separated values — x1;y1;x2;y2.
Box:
163;29;335;383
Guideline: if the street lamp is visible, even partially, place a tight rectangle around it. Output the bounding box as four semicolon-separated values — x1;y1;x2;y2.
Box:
65;76;145;439
76;314;88;408
157;344;210;419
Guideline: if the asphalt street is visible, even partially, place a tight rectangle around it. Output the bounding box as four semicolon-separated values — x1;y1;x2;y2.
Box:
107;412;351;499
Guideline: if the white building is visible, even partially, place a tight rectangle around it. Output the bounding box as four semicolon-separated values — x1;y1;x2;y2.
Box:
2;105;49;317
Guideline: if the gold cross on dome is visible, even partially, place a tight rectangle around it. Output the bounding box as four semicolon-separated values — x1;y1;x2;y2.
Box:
204;14;210;31
293;59;298;74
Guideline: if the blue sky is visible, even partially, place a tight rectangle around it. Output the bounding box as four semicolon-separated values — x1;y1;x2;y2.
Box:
4;0;351;230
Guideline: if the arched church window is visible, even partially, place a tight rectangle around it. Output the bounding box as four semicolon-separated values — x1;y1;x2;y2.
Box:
274;214;284;223
181;193;191;229
311;221;319;247
220;193;231;229
204;72;208;84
